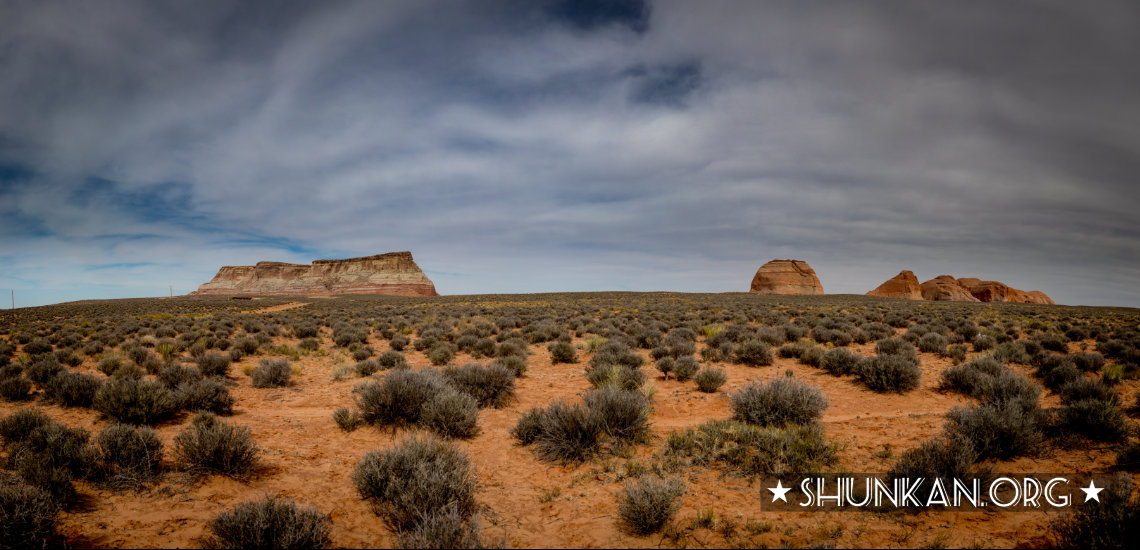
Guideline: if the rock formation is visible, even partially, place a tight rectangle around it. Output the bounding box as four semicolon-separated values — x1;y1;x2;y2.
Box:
920;275;981;302
867;270;923;300
192;252;439;297
749;259;824;295
865;271;1054;304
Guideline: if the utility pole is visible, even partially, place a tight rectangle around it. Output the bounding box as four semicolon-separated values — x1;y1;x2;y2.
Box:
10;290;13;310
170;285;173;298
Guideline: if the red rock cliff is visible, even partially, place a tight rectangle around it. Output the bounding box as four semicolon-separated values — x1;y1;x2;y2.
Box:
192;251;439;297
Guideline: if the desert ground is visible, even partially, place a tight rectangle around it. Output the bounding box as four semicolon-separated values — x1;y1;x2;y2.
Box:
1;293;1138;548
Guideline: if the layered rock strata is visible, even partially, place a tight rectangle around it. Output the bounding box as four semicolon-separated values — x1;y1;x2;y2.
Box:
749;259;824;295
192;252;439;297
867;270;924;300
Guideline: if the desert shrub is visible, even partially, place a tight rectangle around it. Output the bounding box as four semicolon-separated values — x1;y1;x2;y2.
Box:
694;367;727;393
664;420;839;476
547;341;577;364
427;344;455;366
1049;474;1140;550
298;337;320;351
586;365;646;391
862;323;893;341
41;371;101;408
112;362;146;380
491;355;527;377
944;401;1046;461
857;354;921;393
672;356;700;382
797;344;824;367
251;358;292;388
333;407;360;432
583;387;650;443
992;342;1031;364
355;360;380;377
94;377;174;425
731;378;827;427
9;422;93;500
1116;444;1140;472
377;350;408;370
733;340;773;367
1040;361;1082;392
173;413;260;479
395;503;493;550
158;362;203;389
510;408;545;445
25;356;64;385
618;476;685;535
655;357;674;379
196;352;232;377
1072;352;1107;372
352;347;374;362
389;335;410;351
0;364;21;379
588;341;644;371
940;356;1041;406
875;337;918;361
521;401;603;462
821;348;862;376
174;378;236;415
917;332;948;354
886;436;980;483
0;376;32;402
201;494;331;550
352;433;477;532
442;363;515;409
1055;382;1129;443
235;337;260;355
22;339;52;355
0;474;59;550
972;334;996;352
420;390;480;439
0;408;54;445
95;423;164;485
354;369;449;427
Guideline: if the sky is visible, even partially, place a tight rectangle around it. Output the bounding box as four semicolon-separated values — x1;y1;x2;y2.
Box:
1;0;1138;308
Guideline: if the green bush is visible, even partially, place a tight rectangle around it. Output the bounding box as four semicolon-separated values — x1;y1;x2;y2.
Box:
917;332;948;354
521;401;602;463
694;367;727;393
201;494;331;550
586;365;646;391
491;355;527;377
93;377;174;425
9;422;94;500
618;476;685;535
731;378;827;427
158;362;203;389
655;357;674;380
0;473;59;550
173;414;260;479
352;433;478;532
427;345;455;366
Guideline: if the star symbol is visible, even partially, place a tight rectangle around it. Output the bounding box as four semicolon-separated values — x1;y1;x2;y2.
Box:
769;480;792;503
1081;480;1103;503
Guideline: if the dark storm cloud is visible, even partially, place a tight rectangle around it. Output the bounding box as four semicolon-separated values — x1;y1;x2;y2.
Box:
0;0;1137;307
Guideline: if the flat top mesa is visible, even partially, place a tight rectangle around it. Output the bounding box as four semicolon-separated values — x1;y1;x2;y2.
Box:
192;251;438;297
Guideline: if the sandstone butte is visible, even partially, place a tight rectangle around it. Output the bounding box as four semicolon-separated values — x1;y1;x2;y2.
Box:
191;251;439;297
749;259;824;295
866;270;924;300
866;271;1054;304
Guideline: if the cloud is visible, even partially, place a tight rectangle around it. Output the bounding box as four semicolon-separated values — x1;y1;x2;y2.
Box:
0;0;1137;307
